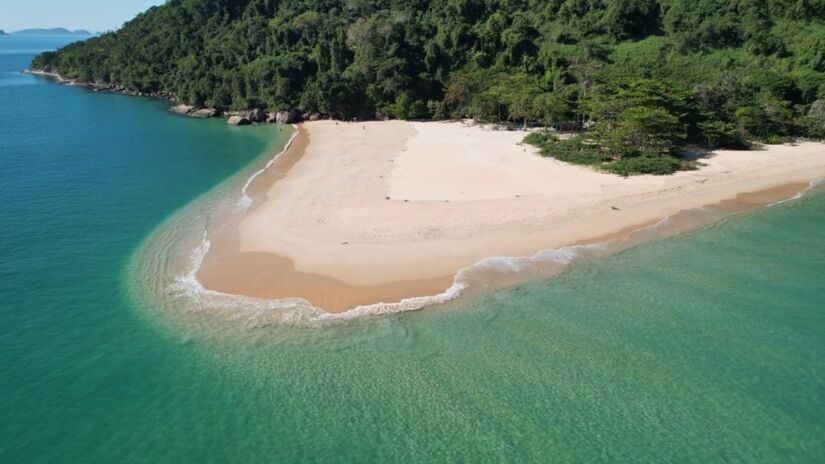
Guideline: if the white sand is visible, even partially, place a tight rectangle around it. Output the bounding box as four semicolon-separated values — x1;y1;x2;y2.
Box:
235;120;825;287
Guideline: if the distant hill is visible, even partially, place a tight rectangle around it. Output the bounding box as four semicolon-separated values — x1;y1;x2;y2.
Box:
0;30;8;36
29;0;825;158
15;28;91;36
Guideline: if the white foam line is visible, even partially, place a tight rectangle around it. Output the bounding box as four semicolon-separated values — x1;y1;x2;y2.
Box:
172;233;614;324
171;205;689;323
289;242;611;321
767;177;825;207
169;231;308;310
238;124;299;209
170;202;722;323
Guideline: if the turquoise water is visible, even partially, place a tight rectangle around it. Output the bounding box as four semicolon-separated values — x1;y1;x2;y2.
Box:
2;36;825;463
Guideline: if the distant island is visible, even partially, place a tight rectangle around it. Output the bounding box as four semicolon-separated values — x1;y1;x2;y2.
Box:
16;28;91;36
0;30;8;36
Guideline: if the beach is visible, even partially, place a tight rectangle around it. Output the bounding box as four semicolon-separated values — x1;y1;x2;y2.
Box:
196;120;825;313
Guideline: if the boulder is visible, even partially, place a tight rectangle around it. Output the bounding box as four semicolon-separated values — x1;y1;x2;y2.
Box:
249;108;267;122
190;107;219;118
275;110;300;124
308;113;321;121
227;115;251;126
266;112;278;123
171;104;194;115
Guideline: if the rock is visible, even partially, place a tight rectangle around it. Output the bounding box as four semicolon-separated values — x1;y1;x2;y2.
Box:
308;113;321;121
249;108;267;122
266;112;278;123
190;107;219;118
227;115;251;126
275;110;300;124
171;104;194;115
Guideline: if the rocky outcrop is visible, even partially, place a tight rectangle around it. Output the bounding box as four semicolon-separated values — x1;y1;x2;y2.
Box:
171;104;194;114
249;108;267;122
26;69;179;102
275;110;300;124
28;68;316;127
227;115;251;126
86;81;175;99
190;107;219;118
225;108;266;123
170;105;220;118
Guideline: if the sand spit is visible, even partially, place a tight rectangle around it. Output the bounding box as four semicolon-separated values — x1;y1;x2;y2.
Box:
196;120;825;313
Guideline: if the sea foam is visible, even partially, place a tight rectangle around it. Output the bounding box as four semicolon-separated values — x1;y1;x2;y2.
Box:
767;177;825;207
237;125;299;210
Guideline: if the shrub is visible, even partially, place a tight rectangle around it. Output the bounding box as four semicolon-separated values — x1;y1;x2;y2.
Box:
760;134;790;144
547;138;609;165
523;131;558;146
602;154;682;176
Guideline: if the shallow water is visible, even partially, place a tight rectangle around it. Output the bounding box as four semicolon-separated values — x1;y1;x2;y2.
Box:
2;36;825;463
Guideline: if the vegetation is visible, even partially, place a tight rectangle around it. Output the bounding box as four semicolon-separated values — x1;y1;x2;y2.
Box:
30;0;825;174
524;131;689;175
525;77;698;174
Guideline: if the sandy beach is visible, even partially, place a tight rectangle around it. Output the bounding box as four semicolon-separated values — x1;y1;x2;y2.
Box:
197;120;825;312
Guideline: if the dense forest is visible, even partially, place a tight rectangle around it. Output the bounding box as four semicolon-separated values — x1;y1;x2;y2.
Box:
32;0;825;173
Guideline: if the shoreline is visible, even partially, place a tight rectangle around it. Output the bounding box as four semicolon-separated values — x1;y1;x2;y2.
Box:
23;68;177;100
23;68;308;125
191;120;825;315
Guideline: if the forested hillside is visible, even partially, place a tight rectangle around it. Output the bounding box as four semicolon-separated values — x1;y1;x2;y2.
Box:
31;0;825;165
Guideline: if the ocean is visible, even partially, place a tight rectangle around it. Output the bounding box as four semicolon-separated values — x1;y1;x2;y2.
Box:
1;35;824;463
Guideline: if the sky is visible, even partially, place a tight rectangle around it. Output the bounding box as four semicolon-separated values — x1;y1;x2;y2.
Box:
0;0;165;33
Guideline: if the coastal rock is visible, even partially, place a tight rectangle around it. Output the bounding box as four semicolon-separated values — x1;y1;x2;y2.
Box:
249;108;267;122
227;115;251;126
275;110;300;124
190;107;219;118
171;104;194;115
266;112;278;123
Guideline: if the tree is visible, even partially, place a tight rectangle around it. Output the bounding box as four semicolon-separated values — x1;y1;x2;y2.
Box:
601;106;685;157
588;78;690;158
30;0;825;143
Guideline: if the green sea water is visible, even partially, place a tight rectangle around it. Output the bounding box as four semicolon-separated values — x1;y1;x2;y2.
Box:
2;36;825;463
